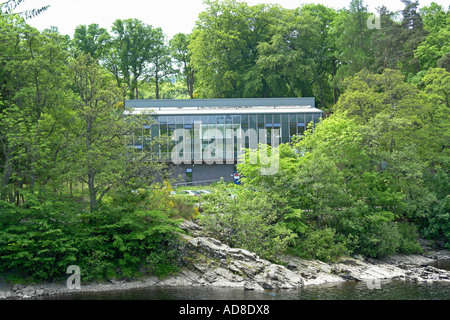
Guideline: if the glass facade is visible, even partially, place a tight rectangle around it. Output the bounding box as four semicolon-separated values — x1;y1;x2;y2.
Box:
130;112;323;163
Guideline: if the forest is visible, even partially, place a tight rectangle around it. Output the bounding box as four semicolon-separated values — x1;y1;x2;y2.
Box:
0;0;448;282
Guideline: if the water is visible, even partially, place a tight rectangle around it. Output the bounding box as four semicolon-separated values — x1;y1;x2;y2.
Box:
34;280;449;300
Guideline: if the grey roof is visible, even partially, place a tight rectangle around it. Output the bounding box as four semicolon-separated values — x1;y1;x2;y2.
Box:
125;98;322;115
126;97;316;109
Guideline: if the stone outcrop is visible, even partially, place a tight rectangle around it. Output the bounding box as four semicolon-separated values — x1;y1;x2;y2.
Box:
175;221;450;287
281;254;450;286
160;235;305;290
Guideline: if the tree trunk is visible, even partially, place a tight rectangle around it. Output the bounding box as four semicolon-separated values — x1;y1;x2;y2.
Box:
187;70;195;99
155;75;160;100
88;168;98;211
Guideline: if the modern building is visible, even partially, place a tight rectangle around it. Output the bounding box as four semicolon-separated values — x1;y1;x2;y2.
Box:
125;98;323;185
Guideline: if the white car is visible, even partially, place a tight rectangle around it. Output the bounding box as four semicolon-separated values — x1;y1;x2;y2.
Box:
179;190;200;196
196;190;213;195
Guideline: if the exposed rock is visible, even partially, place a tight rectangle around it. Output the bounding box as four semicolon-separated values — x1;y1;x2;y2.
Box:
159;235;305;291
179;220;203;237
281;253;450;286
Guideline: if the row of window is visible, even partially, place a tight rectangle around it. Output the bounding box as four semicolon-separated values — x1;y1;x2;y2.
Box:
130;113;322;161
154;113;321;126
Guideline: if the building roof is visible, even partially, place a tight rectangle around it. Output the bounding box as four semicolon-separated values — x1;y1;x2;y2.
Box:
125;98;322;115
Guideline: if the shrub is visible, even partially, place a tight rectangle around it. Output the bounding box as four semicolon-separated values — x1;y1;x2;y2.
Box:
397;222;423;254
0;191;183;282
0;198;80;281
76;199;183;281
200;184;296;261
170;194;198;219
356;219;402;258
291;228;348;262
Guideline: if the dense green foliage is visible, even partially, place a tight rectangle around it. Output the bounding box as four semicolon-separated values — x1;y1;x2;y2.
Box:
193;1;448;261
200;182;298;261
188;0;449;111
231;68;449;260
0;189;184;282
0;13;183;282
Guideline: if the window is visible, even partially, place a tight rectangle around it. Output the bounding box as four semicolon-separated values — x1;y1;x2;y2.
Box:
249;115;257;131
257;115;265;144
175;116;184;125
273;114;280;124
241;115;248;129
282;114;289;143
305;114;313;128
289;114;297;142
265;114;273;146
232;115;240;126
265;114;273;127
159;116;168;136
159;116;168;125
313;113;321;125
297;114;306;136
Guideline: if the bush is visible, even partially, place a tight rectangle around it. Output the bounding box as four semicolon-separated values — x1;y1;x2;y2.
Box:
356;219;402;258
170;194;199;220
397;222;423;254
291;228;348;262
76;208;182;281
0;198;80;281
0;191;183;282
200;184;296;261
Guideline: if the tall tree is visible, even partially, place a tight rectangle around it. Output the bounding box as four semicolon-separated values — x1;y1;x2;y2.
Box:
0;16;71;203
331;0;375;88
72;23;111;61
299;4;338;110
370;6;403;71
190;0;281;98
398;0;428;76
67;55;169;210
170;33;195;99
68;55;126;211
108;19;160;99
146;28;174;100
254;8;320;98
415;3;450;71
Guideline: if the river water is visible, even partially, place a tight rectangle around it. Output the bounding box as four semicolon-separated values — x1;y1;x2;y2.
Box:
40;281;449;300
36;280;449;300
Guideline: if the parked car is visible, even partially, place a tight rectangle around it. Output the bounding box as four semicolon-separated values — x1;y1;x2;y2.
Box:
179;190;200;196
196;190;213;196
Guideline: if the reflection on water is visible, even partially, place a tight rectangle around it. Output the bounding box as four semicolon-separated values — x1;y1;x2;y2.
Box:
35;280;450;300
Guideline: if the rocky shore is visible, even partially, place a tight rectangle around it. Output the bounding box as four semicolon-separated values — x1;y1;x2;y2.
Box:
1;221;449;300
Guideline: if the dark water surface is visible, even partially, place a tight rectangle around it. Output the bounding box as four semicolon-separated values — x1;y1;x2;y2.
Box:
35;280;449;300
